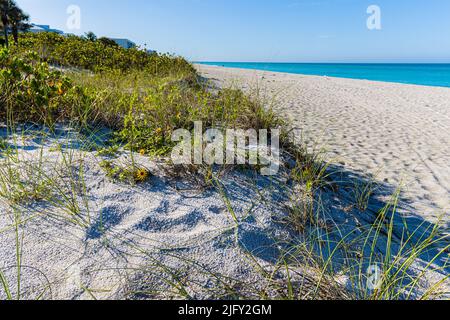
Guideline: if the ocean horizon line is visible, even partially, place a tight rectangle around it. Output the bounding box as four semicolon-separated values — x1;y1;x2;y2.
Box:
196;62;450;88
196;61;450;65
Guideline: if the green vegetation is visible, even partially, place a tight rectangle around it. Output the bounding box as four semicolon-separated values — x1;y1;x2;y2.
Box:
2;32;279;155
100;159;150;184
0;49;73;125
10;32;195;74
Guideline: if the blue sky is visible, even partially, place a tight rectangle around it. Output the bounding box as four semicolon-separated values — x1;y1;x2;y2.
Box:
15;0;450;62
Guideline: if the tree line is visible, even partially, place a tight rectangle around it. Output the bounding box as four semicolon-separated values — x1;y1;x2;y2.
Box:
0;0;30;47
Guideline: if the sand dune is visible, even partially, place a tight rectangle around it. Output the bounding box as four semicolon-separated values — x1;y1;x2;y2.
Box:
196;64;450;224
1;69;449;298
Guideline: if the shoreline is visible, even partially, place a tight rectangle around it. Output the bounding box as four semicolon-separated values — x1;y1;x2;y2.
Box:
196;63;450;223
194;63;450;89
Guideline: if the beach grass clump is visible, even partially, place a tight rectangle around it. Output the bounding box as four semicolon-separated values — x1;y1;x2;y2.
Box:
351;177;378;212
0;141;92;227
0;154;52;204
351;197;449;300
285;146;333;232
284;174;449;300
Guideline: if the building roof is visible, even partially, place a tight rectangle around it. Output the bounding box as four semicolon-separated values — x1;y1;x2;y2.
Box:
107;38;137;49
109;38;135;43
29;24;64;35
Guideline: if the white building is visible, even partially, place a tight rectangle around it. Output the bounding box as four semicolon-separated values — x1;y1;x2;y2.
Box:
28;24;64;35
109;38;136;49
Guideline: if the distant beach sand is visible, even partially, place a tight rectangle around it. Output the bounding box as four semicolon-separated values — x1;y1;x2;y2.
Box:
196;64;450;224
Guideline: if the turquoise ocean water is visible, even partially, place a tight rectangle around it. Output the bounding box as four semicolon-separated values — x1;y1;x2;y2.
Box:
198;62;450;88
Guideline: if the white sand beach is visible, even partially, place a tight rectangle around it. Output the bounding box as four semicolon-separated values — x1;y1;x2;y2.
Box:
196;64;450;224
2;125;446;300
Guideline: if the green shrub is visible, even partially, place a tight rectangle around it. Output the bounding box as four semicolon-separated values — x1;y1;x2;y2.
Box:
1;35;284;156
10;33;195;76
0;48;73;125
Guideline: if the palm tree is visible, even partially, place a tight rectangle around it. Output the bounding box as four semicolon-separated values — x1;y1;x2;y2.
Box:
9;4;30;44
0;0;15;47
0;0;28;47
